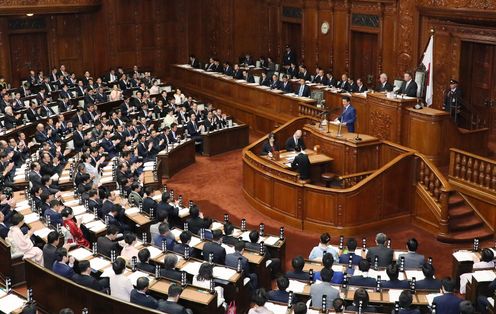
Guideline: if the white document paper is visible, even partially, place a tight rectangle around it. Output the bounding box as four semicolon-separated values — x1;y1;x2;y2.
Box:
473;270;496;282
90;257;111;271
264;236;280;246
405;270;425;281
171;228;182;239
180;261;203;275
210;222;223;231
264;302;288;314
64;199;80;207
146;246;163;259
34;227;53;239
87;220;107;233
23;213;39;224
213;266;237;281
77;213;96;224
125;207;140;216
72;205;87;216
69;247;93;261
453;250;476;262
0;294;26;313
221;244;235;255
189;236;202;248
241;231;263;243
388;289;403;302
178;208;190;218
127;271;151;286
287;279;307;294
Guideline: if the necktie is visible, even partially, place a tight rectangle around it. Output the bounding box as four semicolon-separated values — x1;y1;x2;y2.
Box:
299;85;304;96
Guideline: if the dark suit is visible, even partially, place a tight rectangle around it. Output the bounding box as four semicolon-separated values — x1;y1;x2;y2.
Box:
285;136;305;151
43;243;58;269
338;105;357;133
160;268;183;282
286;270;309;281
130;289;159;309
72;274;105;291
291;153;310;180
432;293;462;314
142;197;157;215
225;251;249;273
298;71;311;81
356;84;368;93
187;216;212;235
313;75;328;85
416;278;442;290
160;301;188;314
261;141;278;155
267;290;295;304
136;262;156;274
337;80;352;92
0;222;9;239
280;82;292;93
26;108;40;122
349;275;377;287
97;236;121;258
366;244;393;267
52;261;75;279
223;66;234;77
382;279;410;289
202;241;226;265
270;80;282;90
232;70;243;80
73;130;86;152
295;84;311;97
398;80;418;97
259;76;272;87
338;253;362;265
375;82;394;92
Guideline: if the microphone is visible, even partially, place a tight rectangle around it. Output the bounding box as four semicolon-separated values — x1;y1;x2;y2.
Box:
354;119;362;141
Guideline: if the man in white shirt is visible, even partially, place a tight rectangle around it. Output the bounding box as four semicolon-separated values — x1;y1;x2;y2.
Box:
109;257;133;301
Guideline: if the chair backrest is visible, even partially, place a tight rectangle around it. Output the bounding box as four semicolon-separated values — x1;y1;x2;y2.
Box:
254;76;261;84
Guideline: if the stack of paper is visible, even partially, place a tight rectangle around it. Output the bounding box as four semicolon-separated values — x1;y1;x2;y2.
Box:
221;244;235;255
453;251;476;262
0;294;26;313
125;207;140;216
189;237;202;248
89;257;111;271
180;261;203;275
264;302;288;313
264;236;280;246
213;267;237;281
287;280;307;294
34;227;53;239
473;270;496;282
127;271;151;286
64;199;80;207
178;208;190;218
405;270;425;281
171;229;182;239
210;222;223;231
72;205;87;216
77;213;96;224
85;220;106;233
61;191;75;198
388;289;403;302
146;246;163;259
69;247;93;261
23;213;39;224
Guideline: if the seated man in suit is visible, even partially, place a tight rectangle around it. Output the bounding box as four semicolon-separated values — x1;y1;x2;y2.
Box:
97;225;121;258
160;254;183;282
0;212;10;239
161;283;192;314
397;290;421;314
130;277;163;310
416;263;442;290
295;78;311;97
313;253;344;284
336;96;357;133
221;223;238;246
268;276;297;304
285;129;305;151
142;187;157;215
172;231;192;255
71;260;107;292
310;268;340;310
202;229;226;265
337;74;352;92
433;278;463;314
366;232;393;267
339;238;362;265
42;231;60;269
225;240;249;273
286;256;309;281
382;264;409;289
398;72;418;97
291;146;310;181
349;259;377;287
270;74;282;90
52;247;76;279
153;222;175;250
136;248;156;273
186;205;212;235
242;70;255;83
355;78;368;93
346;288;377;312
280;75;292;93
375;73;394;92
186;113;204;150
398;238;425;269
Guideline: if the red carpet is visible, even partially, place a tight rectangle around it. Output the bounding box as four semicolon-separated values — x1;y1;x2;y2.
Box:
165;148;492;279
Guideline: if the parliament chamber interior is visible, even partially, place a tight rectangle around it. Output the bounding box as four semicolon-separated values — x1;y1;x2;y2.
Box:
0;0;496;313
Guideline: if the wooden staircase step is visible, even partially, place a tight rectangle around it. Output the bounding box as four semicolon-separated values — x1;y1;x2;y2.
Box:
437;226;493;244
449;215;483;232
448;204;474;218
448;194;464;207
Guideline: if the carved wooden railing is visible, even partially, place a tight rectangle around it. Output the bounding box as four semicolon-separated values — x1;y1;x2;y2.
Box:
338;170;376;188
416;154;453;236
449;148;496;193
298;102;326;119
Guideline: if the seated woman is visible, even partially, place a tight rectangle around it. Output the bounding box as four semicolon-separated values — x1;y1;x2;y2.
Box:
192;263;225;308
7;213;44;265
346;288;377;312
109;84;122;101
260;132;278;156
119;233;139;261
61;207;90;248
459;248;495;294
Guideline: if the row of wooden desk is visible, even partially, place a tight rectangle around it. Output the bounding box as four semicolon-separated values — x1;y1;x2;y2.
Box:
171;64;489;166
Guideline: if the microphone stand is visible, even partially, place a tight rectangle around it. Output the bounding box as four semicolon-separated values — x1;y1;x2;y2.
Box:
354;120;362;141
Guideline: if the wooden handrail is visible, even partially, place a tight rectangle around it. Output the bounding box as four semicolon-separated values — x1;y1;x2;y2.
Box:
338;170;376;188
298;102;326;119
415;153;452;236
449;148;496;193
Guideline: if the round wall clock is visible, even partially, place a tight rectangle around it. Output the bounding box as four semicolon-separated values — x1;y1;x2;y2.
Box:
321;21;330;35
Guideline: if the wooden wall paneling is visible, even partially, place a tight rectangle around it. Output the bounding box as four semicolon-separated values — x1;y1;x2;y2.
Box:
412;185;441;235
304;189;338;226
317;1;333;70
381;156;412;217
331;2;350;77
302;0;318;68
9;31;49;85
0;19;10;81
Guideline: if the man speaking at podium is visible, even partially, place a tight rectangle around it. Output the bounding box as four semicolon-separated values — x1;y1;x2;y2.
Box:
338;96;357;133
